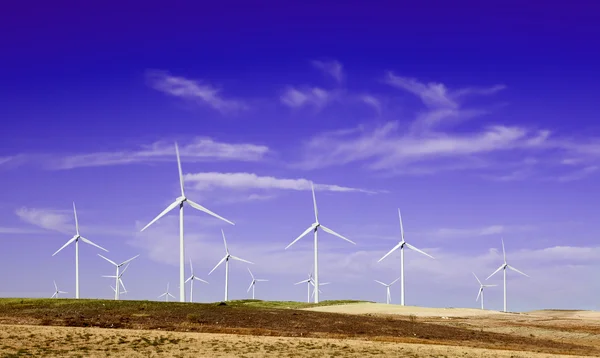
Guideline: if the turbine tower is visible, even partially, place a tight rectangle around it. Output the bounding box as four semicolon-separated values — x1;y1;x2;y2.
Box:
486;238;529;312
208;229;253;301
285;182;355;303
185;258;208;303
374;277;400;304
473;272;496;310
158;282;175;302
246;268;268;299
140;142;234;302
52;202;108;299
98;254;139;300
51;281;67;298
378;209;434;306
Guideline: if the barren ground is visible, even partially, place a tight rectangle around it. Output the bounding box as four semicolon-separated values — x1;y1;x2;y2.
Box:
0;299;599;357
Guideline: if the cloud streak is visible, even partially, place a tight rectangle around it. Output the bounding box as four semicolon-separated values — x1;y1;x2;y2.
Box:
15;207;72;234
311;59;344;82
280;86;334;109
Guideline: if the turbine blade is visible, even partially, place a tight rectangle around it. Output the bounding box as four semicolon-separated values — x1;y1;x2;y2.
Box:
59;291;67;294
294;279;310;285
285;225;314;250
483;284;498;287
374;280;387;286
120;254;140;267
398;208;404;240
158;292;167;298
185;276;193;284
187;199;235;226
193;277;208;284
472;272;482;285
247;267;254;279
405;242;434;259
231;255;254;265
311;181;318;222
208;256;227;275
102;275;117;278
175;142;185;197
168;293;175;298
189;258;194;275
52;236;77;256
80;237;108;252
390;276;401;286
507;265;530;277
221;229;229;254
256;279;268;282
476;287;482;302
501;238;506;263
53;281;57;291
119;278;126;292
111;285;116;293
247;281;254;292
319;282;331;286
377;242;402;262
73;202;80;236
320;225;355;245
486;265;505;280
98;254;117;267
51;292;57;298
140;199;181;232
120;263;130;276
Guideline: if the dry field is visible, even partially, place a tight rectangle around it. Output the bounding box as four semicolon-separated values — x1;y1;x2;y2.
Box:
0;299;599;357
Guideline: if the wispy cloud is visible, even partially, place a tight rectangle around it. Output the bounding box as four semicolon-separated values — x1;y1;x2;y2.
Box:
146;70;246;113
311;59;344;82
427;224;536;240
15;207;72;234
0;226;43;235
359;95;382;114
556;166;599;182
184;172;379;194
280;86;335;109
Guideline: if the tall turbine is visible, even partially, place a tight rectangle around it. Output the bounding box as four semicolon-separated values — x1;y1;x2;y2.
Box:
473;272;496;310
378;209;434;306
208;229;253;301
246;268;268;299
99;254;139;300
158;283;175;302
486;238;529;312
51;281;68;298
374;277;400;304
185;258;208;303
52;202;108;299
285;182;355;303
140;142;235;302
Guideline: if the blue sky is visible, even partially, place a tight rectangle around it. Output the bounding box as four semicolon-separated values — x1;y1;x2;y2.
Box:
1;1;600;311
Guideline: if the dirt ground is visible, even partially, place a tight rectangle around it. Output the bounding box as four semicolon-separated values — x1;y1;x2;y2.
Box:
0;324;590;357
1;299;600;357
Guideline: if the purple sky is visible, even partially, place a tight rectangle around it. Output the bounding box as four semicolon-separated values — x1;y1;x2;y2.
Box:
1;1;600;311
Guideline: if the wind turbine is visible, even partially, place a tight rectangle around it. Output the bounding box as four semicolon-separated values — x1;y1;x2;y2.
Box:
140;142;234;302
208;229;253;301
486;238;529;312
473;273;496;310
185;258;208;303
158;282;176;302
102;263;130;299
285;182;355;303
294;273;314;303
310;280;330;301
51;281;67;298
378;209;434;306
99;254;139;300
246;268;268;299
52;202;108;299
374;277;400;304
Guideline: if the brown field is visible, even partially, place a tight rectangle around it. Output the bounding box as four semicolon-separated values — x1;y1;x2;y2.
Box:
0;299;599;357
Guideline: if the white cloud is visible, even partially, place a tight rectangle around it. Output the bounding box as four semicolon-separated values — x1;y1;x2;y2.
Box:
0;157;12;165
45;137;269;170
146;70;246;113
556;165;598;182
427;224;536;240
280;86;334;109
184;172;379;194
0;226;42;235
311;59;344;82
15;207;72;234
360;95;381;114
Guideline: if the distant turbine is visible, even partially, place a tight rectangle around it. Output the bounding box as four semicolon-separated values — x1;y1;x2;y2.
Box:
102;263;130;298
310;280;330;301
140;142;234;302
158;282;176;302
374;277;401;304
99;254;139;300
246;268;268;299
486;238;529;312
208;229;253;301
185;258;208;303
285;182;355;303
473;272;496;310
294;273;315;303
51;281;67;298
52;202;108;299
378;209;434;306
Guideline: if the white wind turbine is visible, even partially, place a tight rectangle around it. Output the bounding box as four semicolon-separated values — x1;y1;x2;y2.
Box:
246;268;268;299
98;254;139;300
158;282;176;302
185;258;208;303
378;209;434;306
486;238;529;312
102;263;130;299
310;280;330;301
473;272;496;310
140;142;235;302
285;182;355;303
374;277;401;304
52;202;108;299
208;229;253;301
294;273;315;303
51;281;68;298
